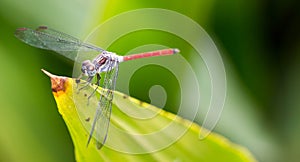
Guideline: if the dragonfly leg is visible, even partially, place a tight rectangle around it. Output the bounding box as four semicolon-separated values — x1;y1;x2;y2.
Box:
76;73;84;83
77;76;94;94
87;73;101;105
75;73;84;88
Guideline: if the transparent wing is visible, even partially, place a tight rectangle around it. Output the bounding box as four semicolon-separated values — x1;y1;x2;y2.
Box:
88;60;119;148
14;26;104;61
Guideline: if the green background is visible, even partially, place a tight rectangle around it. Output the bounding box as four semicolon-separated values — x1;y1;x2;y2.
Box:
0;0;299;162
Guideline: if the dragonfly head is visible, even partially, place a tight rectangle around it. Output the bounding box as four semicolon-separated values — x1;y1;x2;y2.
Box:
81;60;96;76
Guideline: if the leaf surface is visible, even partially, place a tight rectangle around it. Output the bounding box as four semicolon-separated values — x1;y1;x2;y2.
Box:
43;70;256;162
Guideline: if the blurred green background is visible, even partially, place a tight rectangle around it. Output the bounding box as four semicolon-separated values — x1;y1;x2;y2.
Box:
0;0;299;162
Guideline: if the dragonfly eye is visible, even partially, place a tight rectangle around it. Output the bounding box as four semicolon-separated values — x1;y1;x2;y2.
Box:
82;60;91;66
81;60;96;76
88;65;95;71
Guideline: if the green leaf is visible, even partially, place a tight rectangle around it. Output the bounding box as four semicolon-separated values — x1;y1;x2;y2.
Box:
43;70;256;162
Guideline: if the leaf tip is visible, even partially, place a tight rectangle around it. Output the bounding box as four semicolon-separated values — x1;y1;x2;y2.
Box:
41;69;53;77
41;69;68;93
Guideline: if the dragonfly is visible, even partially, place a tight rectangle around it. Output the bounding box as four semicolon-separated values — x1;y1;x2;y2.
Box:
14;26;179;148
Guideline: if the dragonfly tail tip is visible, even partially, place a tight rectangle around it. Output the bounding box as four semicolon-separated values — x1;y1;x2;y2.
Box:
173;48;180;54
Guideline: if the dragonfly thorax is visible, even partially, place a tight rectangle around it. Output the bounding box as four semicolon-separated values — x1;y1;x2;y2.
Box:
92;51;120;73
